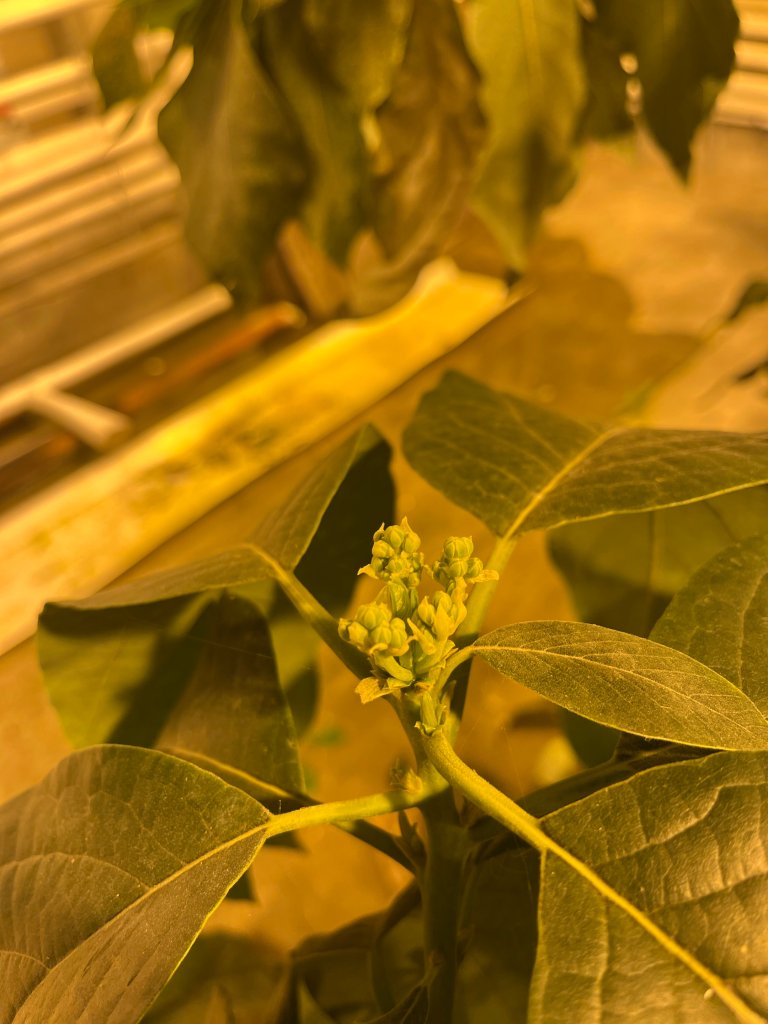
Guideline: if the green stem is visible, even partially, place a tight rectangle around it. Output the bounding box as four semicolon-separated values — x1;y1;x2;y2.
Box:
422;730;766;1024
245;543;370;679
393;698;468;1024
266;787;426;839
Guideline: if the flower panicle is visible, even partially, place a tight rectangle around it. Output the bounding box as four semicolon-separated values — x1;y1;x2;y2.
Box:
338;520;498;704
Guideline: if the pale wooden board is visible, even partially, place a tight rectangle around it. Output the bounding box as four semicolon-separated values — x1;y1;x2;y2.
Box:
0;260;515;654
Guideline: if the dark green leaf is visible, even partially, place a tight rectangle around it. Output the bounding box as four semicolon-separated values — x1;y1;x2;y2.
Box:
157;593;303;791
532;751;768;1022
473;620;768;749
465;0;586;268
651;531;768;716
549;488;768;636
143;933;285;1023
301;0;412;109
0;747;269;1024
560;709;618;767
158;0;307;305
353;0;485;313
257;0;365;265
590;0;739;176
403;371;768;538
580;17;633;139
127;0;203;31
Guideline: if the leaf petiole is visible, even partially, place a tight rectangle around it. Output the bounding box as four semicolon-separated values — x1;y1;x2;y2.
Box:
265;786;432;840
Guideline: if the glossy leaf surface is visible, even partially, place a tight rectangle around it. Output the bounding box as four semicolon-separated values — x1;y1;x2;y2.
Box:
532;751;768;1022
0;747;269;1024
473;621;768;749
403;372;768;537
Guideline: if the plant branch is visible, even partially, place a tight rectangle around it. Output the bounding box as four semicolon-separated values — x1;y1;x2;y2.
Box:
421;730;766;1024
265;787;430;839
246;543;370;678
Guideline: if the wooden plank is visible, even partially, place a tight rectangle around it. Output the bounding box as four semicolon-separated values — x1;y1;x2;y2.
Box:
0;261;518;654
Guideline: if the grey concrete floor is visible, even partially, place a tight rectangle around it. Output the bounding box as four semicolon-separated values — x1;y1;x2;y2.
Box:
2;122;768;949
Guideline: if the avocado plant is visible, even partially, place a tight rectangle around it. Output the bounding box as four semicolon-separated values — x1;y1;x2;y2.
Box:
4;370;768;1022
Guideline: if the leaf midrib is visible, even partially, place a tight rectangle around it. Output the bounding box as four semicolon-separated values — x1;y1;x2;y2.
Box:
473;636;768;743
13;815;268;1019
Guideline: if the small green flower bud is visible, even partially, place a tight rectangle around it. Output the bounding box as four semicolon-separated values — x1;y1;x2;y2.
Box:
443;536;474;561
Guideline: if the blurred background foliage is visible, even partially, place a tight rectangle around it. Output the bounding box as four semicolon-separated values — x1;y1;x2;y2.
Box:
93;0;740;315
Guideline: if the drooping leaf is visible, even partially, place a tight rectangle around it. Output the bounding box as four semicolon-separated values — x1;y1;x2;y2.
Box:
472;620;768;749
156;592;303;791
355;0;485;311
589;0;739;176
403;371;768;538
465;0;586;268
580;15;633;139
143;933;286;1023
38;425;391;748
157;0;307;306
531;751;768;1022
549;488;768;637
0;746;270;1024
257;0;366;266
301;0;412;109
651;531;768;716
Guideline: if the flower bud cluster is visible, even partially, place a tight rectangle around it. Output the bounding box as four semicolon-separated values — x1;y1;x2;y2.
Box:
339;520;498;703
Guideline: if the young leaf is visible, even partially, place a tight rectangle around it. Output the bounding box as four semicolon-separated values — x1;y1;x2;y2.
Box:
472;620;768;750
651;531;768;716
403;371;768;538
0;746;270;1024
465;0;586;268
156;593;304;791
157;0;307;306
549;488;768;637
589;0;739;176
531;751;768;1023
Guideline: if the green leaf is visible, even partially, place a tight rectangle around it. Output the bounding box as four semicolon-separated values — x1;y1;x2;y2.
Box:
403;371;768;538
549;488;768;637
38;425;391;748
472;620;768;749
127;0;203;31
0;746;269;1024
157;0;307;306
651;532;768;716
531;751;768;1022
301;0;412;109
465;0;586;268
156;593;304;791
357;0;485;311
580;16;633;139
590;0;739;176
257;0;366;266
38;594;213;749
143;933;285;1023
